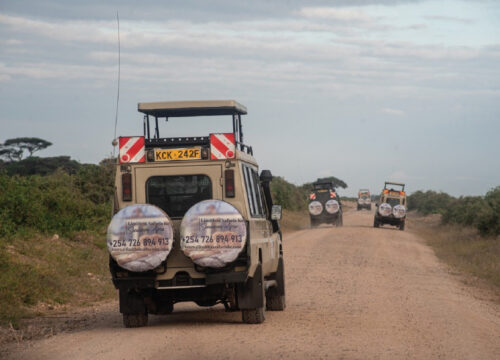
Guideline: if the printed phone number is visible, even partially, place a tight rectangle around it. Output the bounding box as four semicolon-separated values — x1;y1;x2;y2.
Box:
111;238;169;248
182;234;243;244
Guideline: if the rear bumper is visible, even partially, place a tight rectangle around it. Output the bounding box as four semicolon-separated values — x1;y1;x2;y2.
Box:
310;212;341;223
375;214;405;225
110;258;248;291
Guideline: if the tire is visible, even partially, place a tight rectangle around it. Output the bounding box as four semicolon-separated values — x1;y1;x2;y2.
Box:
123;312;148;328
241;265;266;324
369;205;372;211
310;218;316;228
399;221;405;231
373;218;379;228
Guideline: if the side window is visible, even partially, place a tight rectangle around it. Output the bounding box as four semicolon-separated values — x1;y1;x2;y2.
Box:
242;165;265;217
252;169;266;216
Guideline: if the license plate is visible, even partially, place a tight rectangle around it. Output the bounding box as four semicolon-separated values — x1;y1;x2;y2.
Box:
155;147;201;161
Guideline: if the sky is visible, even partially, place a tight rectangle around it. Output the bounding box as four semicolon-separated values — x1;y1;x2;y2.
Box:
0;0;499;197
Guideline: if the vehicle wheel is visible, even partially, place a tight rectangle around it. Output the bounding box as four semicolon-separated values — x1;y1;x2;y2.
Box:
123;312;148;328
310;219;316;228
399;221;405;231
195;300;218;307
369;205;372;211
373;218;379;228
266;257;286;311
241;265;266;324
336;213;343;227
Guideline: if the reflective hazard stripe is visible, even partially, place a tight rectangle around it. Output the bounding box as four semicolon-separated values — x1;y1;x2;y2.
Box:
210;133;235;160
119;136;145;163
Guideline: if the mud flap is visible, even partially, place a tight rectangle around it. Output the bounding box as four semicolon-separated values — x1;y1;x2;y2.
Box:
237;264;264;310
270;256;285;296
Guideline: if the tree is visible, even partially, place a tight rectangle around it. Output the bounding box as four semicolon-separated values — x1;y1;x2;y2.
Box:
0;137;52;161
0;147;23;162
300;176;348;191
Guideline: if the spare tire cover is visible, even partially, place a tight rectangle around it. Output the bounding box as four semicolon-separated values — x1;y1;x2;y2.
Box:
325;199;340;214
180;200;247;268
393;204;406;218
308;201;323;216
378;203;392;217
107;204;173;272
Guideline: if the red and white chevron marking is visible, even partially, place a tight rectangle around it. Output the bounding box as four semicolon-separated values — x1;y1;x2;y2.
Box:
119;136;145;164
210;133;236;160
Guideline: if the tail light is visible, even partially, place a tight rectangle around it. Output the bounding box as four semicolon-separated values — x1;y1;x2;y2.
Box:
122;173;132;201
330;191;336;198
225;169;235;198
309;193;316;200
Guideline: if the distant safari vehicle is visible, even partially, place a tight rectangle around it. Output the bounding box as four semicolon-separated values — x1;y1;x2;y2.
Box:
357;189;371;210
374;182;407;230
308;181;343;227
108;100;285;327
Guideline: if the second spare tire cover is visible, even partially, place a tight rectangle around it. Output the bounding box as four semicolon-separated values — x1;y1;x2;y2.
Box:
107;204;174;272
180;200;247;268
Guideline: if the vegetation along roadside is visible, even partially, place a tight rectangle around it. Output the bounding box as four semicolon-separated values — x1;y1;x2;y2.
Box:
408;188;500;295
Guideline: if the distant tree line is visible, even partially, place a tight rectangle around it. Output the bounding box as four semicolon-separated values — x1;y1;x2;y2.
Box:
408;189;500;237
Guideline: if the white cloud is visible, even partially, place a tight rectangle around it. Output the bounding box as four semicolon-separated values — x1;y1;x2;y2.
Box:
297;7;373;22
381;107;405;116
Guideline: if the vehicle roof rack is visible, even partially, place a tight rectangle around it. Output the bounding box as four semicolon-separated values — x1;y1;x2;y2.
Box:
138;100;247;117
137;100;252;155
384;182;405;191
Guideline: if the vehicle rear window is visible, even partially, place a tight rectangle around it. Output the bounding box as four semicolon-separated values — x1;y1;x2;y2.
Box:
313;183;331;190
386;197;401;207
146;175;212;218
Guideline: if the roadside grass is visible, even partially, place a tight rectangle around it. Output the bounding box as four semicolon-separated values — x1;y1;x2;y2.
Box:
410;214;500;292
281;209;310;233
0;231;114;328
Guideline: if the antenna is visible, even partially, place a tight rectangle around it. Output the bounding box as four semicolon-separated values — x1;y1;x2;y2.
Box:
112;11;121;156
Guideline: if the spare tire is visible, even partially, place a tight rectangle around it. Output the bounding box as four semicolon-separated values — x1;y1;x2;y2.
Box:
180;200;247;268
107;204;174;272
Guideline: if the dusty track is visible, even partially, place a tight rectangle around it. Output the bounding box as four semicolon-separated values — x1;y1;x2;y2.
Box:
5;208;500;359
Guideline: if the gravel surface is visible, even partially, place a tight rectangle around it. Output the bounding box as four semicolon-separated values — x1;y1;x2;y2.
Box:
4;208;500;359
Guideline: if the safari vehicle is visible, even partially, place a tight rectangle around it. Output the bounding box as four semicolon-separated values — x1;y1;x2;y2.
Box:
373;182;407;230
108;100;285;327
308;181;343;227
357;189;372;210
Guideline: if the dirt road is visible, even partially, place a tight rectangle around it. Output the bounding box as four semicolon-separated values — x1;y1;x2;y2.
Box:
5;209;500;359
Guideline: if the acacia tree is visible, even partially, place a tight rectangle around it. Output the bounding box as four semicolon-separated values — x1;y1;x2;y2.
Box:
0;137;52;161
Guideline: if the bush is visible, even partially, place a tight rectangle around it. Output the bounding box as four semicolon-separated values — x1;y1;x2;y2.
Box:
411;186;500;237
0;169;111;238
408;190;454;215
270;176;308;211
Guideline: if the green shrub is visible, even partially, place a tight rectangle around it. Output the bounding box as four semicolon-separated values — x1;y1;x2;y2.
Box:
408;190;454;215
0;169;111;238
411;186;500;237
271;176;308;211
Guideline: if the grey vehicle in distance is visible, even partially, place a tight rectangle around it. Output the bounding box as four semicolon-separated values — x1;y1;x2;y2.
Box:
357;189;372;210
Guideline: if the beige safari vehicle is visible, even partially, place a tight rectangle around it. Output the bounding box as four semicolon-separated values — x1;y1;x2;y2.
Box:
357;189;371;211
373;182;407;230
108;100;285;327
